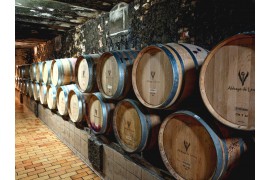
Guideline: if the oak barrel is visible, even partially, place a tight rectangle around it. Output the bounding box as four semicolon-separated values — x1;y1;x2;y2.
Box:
47;84;57;109
28;81;34;98
20;80;26;94
199;34;255;131
75;54;100;93
113;99;161;153
16;65;19;78
51;58;77;86
67;88;90;123
96;50;139;100
158;110;247;180
30;63;37;81
87;92;115;134
39;83;48;105
33;82;40;101
36;62;43;82
132;43;208;109
42;60;52;84
25;80;30;96
56;84;78;116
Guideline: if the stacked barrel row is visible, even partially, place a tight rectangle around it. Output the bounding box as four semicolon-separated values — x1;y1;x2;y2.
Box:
15;64;32;96
16;33;254;180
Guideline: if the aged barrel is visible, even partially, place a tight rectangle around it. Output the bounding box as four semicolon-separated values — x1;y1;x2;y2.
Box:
56;84;78;116
16;65;19;78
33;82;40;101
42;60;52;84
20;80;26;94
67;88;90;123
51;58;77;86
15;78;19;90
96;50;139;100
25;80;30;96
28;81;34;98
39;83;48;105
36;62;43;82
75;54;100;93
47;84;57;109
199;34;255;131
30;63;37;81
87;92;115;134
132;43;208;109
113;99;161;153
158;110;247;180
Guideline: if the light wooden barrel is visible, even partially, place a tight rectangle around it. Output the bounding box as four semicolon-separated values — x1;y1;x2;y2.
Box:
30;63;37;81
39;83;48;105
199;34;255;131
51;58;77;86
15;78;19;90
132;43;208;109
158;110;247;180
96;50;139;100
33;82;40;101
47;84;57;109
36;62;43;82
113;99;161;153
28;81;34;98
42;60;52;84
68;88;90;123
75;54;100;93
56;84;78;116
87;92;115;134
16;65;19;78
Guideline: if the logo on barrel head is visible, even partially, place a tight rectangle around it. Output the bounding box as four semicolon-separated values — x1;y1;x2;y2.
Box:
108;70;111;76
151;71;155;79
184;140;190;152
238;71;249;86
95;109;97;115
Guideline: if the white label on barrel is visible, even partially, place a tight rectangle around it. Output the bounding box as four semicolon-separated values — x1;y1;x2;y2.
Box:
107;85;112;89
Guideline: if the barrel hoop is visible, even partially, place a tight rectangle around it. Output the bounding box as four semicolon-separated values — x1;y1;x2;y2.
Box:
61;86;69;114
111;51;126;99
92;93;108;134
73;88;83;122
129;50;139;60
122;51;132;66
86;57;94;92
55;60;64;86
68;58;74;82
156;44;179;108
179;44;199;69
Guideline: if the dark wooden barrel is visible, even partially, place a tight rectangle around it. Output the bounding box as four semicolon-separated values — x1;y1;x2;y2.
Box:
86;92;115;134
113;99;161;153
200;34;255;131
75;54;100;93
158;110;248;180
96;50;139;100
132;43;208;109
56;84;78;116
67;88;90;123
47;84;57;109
51;58;77;86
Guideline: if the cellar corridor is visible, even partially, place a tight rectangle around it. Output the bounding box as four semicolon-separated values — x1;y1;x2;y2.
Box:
15;98;100;180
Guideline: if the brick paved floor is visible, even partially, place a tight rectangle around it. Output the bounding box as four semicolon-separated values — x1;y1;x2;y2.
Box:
15;98;101;180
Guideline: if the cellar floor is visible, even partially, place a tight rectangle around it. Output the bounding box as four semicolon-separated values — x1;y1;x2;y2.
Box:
15;98;101;180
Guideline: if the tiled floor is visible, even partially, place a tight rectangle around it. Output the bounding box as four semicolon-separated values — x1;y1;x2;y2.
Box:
15;98;101;180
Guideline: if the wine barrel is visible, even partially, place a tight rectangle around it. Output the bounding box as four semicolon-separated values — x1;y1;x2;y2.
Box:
25;80;30;96
199;34;255;131
47;84;57;109
39;83;48;105
35;62;43;82
16;65;19;78
75;54;100;93
30;63;37;81
42;60;52;84
33;82;40;101
96;50;139;100
28;81;34;98
158;110;247;180
67;88;90;123
15;78;18;90
132;43;208;109
56;84;77;116
51;58;77;86
20;80;26;94
18;79;22;92
113;99;161;153
87;92;115;134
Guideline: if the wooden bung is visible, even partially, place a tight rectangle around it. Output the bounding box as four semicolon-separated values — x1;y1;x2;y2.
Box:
56;84;78;116
67;88;90;123
113;99;161;153
132;43;208;109
47;84;57;109
75;54;100;93
51;58;77;86
86;92;115;135
42;60;52;84
96;50;139;100
39;83;48;105
199;34;255;131
33;82;40;101
158;110;248;180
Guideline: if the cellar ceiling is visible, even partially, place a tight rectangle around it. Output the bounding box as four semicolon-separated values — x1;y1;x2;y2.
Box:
15;0;133;48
